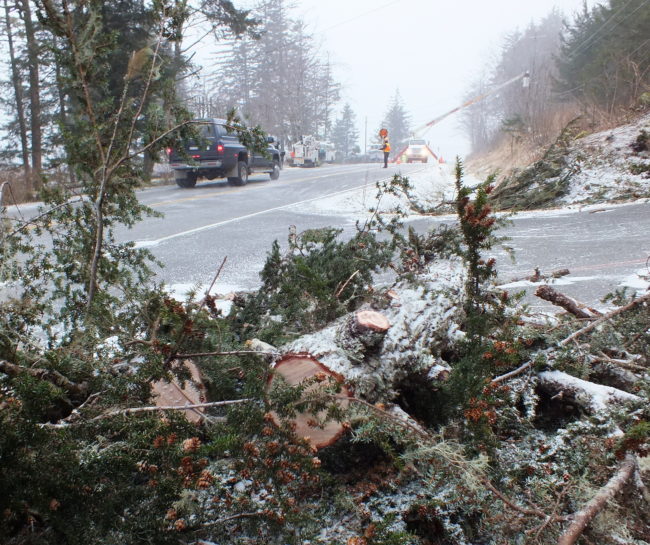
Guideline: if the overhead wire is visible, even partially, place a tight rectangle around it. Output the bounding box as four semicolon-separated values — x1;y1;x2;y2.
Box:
566;0;636;58
567;0;649;60
320;0;406;32
556;0;649;98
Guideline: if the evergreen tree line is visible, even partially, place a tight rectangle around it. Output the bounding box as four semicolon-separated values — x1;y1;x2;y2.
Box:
0;0;255;200
185;0;341;148
462;0;650;154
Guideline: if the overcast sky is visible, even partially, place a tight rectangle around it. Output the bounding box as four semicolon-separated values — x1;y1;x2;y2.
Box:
286;0;598;158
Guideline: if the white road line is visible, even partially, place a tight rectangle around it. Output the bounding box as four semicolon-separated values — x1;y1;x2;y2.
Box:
134;171;425;247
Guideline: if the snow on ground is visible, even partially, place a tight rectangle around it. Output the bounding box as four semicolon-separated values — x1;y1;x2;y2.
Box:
620;267;650;296
560;112;650;205
165;282;236;314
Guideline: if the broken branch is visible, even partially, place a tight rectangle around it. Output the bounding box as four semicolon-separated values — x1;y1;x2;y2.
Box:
0;359;88;397
535;285;600;320
557;453;637;545
559;292;650;346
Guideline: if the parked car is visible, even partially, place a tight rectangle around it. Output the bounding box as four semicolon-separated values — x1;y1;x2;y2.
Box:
168;119;282;188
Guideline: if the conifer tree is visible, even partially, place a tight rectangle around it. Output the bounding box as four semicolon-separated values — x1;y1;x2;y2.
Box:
381;89;411;151
557;0;650;114
331;103;359;158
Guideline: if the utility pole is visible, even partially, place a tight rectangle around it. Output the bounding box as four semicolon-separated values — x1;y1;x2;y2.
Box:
364;116;367;155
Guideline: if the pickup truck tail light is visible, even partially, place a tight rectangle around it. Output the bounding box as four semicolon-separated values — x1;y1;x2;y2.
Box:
216;144;224;153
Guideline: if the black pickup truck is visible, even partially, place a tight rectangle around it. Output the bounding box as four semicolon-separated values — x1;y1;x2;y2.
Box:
168;119;282;188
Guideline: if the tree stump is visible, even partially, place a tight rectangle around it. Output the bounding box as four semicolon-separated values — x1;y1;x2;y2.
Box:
268;354;352;449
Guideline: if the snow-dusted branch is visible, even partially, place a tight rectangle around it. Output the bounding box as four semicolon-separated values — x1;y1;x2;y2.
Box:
557;453;637;545
537;370;641;413
535;284;600;320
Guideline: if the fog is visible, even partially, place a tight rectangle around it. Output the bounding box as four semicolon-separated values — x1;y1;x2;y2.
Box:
293;0;598;158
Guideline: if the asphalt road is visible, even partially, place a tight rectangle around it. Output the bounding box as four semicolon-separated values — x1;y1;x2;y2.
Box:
118;162;648;312
9;162;645;311
119;162;429;294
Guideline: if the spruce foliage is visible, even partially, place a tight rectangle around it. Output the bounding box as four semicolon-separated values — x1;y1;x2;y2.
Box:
233;226;393;344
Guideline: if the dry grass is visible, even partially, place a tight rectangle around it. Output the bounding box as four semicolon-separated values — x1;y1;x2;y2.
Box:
465;101;618;185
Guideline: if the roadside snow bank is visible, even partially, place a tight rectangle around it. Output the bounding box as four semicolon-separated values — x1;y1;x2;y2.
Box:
560;112;650;205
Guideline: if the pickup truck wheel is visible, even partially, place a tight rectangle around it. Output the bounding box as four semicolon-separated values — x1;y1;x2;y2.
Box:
228;161;249;186
269;161;280;180
175;171;197;188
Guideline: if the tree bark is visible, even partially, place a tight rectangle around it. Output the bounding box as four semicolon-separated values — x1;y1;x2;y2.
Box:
0;359;88;398
18;0;43;189
537;370;641;413
557;453;637;545
4;0;31;188
336;310;390;361
535;285;600;319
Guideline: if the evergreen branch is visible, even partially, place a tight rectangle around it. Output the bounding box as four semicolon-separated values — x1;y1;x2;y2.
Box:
347;396;570;523
0;359;88;397
334;269;359;298
557;453;637;545
114;119;197;168
345;396;429;439
197;511;265;529
200;256;228;310
8;197;84;236
164;257;229;368
116;18;167;170
491;359;535;384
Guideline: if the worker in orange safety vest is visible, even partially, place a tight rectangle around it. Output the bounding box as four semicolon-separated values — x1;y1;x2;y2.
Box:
380;128;390;168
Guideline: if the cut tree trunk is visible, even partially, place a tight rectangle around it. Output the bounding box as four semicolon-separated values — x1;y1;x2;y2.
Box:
282;258;466;403
267;259;467;447
151;360;206;424
268;354;352;449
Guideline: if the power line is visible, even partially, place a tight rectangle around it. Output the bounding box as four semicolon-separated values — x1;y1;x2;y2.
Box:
567;0;636;58
321;0;406;32
568;0;649;60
